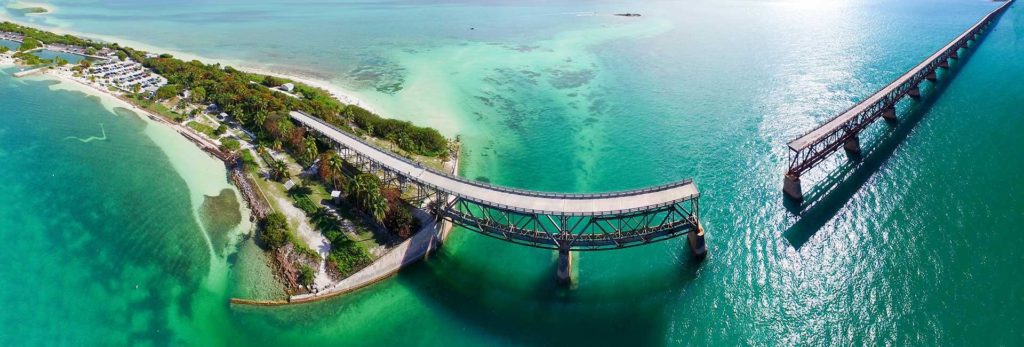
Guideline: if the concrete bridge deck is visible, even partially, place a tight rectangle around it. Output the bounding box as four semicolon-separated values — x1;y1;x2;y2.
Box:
291;111;700;216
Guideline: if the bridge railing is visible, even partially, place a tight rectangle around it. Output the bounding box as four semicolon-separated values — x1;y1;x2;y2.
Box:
293;111;697;201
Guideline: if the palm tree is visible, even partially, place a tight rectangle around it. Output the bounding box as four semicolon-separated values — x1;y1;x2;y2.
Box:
349;174;387;224
175;98;188;111
270;159;290;181
302;136;318;165
328;154;347;190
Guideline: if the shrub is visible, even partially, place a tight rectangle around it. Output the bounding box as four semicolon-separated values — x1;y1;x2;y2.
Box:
220;138;241;152
258;212;289;250
298;264;315;286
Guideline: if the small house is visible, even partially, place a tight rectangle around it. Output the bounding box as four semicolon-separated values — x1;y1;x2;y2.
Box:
280;83;294;92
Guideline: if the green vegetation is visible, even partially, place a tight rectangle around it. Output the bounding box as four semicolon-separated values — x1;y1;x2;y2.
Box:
18;37;40;51
21;7;48;14
298;264;315;286
155;84;180;100
54;56;67;66
345;105;448;156
240;150;258;173
12;51;48;66
348;173;388;224
258;212;289;250
187;121;217;137
0;46;8;53
310;208;372;277
1;21;99;49
220;137;241;152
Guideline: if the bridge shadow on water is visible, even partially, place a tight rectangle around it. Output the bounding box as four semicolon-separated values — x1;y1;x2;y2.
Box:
783;42;982;250
392;236;706;346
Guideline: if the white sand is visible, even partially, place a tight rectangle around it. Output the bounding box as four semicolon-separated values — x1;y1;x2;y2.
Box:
31;68;254;270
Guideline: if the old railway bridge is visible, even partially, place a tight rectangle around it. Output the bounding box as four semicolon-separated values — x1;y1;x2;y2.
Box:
784;0;1016;201
290;111;705;284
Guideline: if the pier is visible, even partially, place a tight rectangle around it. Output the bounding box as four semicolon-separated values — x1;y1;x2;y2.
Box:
783;0;1015;201
290;111;706;282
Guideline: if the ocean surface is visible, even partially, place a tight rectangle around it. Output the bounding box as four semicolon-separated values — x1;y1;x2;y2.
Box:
2;0;1023;345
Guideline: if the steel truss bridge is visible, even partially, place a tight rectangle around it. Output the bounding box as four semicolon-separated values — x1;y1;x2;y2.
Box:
290;112;706;258
783;0;1016;201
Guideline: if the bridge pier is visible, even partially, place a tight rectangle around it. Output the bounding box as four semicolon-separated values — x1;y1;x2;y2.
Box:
783;174;803;201
844;136;861;156
556;249;573;285
908;86;921;98
687;222;707;259
882;107;897;122
950;51;959;59
939;60;950;69
926;70;938;82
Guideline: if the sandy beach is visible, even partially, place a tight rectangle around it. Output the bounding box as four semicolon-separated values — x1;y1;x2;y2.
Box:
0;11;382;115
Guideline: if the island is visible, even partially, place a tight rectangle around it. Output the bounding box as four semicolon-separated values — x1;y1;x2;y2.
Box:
1;20;459;302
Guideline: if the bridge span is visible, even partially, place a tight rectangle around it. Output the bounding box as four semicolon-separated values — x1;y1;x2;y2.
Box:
783;0;1016;201
290;111;705;283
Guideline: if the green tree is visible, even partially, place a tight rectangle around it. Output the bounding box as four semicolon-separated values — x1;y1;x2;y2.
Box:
0;46;9;53
115;50;127;61
155;84;179;100
190;86;206;103
258;212;289;250
298;264;315;286
270;159;290;181
85;46;97;55
349;173;387;223
302;136;318;165
18;37;40;51
328;153;347;190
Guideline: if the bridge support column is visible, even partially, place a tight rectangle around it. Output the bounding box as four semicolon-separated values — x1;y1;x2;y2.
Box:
908;86;921;98
556;249;573;285
882;107;897;122
926;70;938;82
950;51;959;59
687;223;707;259
783;174;803;202
844;136;861;156
939;60;949;69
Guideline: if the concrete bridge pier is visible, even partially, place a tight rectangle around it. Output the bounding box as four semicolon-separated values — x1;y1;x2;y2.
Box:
909;85;921;98
783;174;803;201
844;136;862;156
556;249;573;285
926;70;938;82
939;60;950;69
950;50;959;59
687;223;707;259
882;107;898;122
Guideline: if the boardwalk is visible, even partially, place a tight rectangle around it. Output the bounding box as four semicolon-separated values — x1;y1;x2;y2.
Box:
784;0;1016;201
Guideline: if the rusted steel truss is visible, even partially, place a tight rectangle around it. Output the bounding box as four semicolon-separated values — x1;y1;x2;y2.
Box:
306;129;701;251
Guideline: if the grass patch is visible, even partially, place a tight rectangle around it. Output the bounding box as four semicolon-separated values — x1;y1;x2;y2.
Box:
220;137;241;152
187;121;217;138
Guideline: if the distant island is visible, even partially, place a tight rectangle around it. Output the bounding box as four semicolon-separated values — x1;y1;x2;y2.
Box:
614;13;642;17
22;7;48;14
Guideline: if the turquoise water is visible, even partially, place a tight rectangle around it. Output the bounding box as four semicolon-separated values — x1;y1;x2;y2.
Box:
31;49;86;63
1;38;18;50
3;0;1024;345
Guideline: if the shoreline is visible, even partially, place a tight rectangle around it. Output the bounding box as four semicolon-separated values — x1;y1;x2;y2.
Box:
232;136;461;306
0;14;389;118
